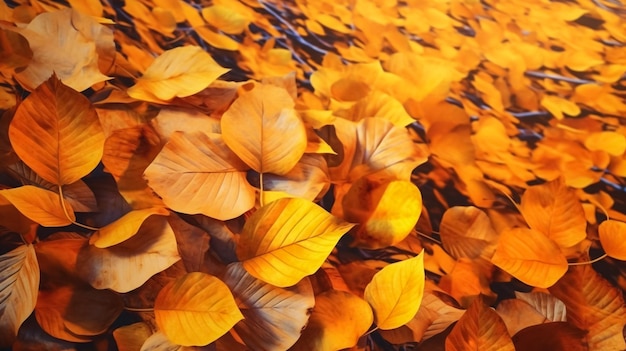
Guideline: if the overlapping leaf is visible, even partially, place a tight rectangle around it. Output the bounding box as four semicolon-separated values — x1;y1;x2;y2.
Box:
0;186;75;227
440;206;498;259
598;219;626;260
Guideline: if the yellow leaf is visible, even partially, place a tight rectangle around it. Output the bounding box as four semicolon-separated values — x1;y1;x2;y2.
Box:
585;131;626;156
540;95;581;120
89;207;170;248
364;252;425;330
223;262;315;351
0;186;75;227
440;206;498;259
445;297;515;351
491;228;568;288
349;90;415;127
519;178;587;248
202;5;250;34
563;50;605;72
221;83;307;175
549;260;626;350
343;178;423;249
9;75;105;186
236;197;354;287
14;8;114;91
154;272;243;346
112;322;152;351
290;290;373;351
77;216;181;293
127;46;229;103
195;27;240;51
144;131;255;221
0;245;39;347
599;220;626;260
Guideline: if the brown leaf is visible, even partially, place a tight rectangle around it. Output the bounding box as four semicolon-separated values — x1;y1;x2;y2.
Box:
512;322;586;351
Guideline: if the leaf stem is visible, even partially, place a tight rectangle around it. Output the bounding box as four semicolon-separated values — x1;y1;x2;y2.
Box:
124;306;155;312
259;172;265;207
58;185;100;231
364;326;379;336
417;230;442;245
568;253;608;266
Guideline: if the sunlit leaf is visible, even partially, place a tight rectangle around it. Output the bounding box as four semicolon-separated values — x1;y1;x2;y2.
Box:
344;178;423;249
127;45;229;103
599;219;626;260
154;272;243;346
290;290;373;351
491;227;568;288
440;206;498;259
202;5;250;34
89;207;170;248
144;131;255;220
445;297;515;351
549;259;626;350
519;178;587;248
0;186;74;227
585;131;626;157
364;251;425;330
0;245;39;347
236;197;354;287
77;216;181;293
221;83;307;175
223;262;315;351
9;74;105;186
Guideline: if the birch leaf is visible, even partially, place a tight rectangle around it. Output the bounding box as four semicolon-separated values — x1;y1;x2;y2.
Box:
154;272;243;346
236;197;354;287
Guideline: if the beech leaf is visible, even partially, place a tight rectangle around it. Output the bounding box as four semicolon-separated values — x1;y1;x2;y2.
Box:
0;245;39;347
236;197;354;287
221;83;307;175
223;262;315;351
9;74;105;186
491;227;568;288
154;272;243;346
0;186;75;227
127;45;229;102
364;251;425;330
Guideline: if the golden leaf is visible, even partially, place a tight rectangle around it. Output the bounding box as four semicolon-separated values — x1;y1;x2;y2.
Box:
112;322;152;351
290;290;373;351
585;131;626;157
540;95;581;120
599;219;626;260
221;83;307;175
343;178;422;249
364;251;425;330
520;178;587;248
202;5;250;34
89;207;169;248
236;197;354;287
0;186;75;227
445;297;515;351
223;262;315;351
144;131;255;220
127;45;229;103
154;272;243;346
9;75;105;186
492;228;568;288
0;245;39;347
440;206;498;259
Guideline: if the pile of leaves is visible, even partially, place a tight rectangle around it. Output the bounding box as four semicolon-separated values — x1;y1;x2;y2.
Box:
1;0;626;350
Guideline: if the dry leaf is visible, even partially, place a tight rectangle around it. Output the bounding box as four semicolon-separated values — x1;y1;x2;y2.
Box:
439;206;498;259
599;219;626;260
0;186;75;227
89;207;169;248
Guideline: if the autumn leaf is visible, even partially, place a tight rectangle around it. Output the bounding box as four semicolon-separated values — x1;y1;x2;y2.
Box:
14;8;114;91
439;206;498;259
237;198;354;287
599;219;626;260
154;272;243;346
0;29;32;72
222;262;315;351
127;45;229;103
491;227;568;288
9;74;105;186
512;322;586;351
89;207;169;248
221;83;307;175
445;297;515;351
364;251;425;330
113;322;152;351
0;245;39;347
0;186;75;227
519;178;587;248
144;131;255;220
290;290;373;351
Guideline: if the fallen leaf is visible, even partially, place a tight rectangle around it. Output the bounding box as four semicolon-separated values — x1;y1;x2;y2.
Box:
599;219;626;260
439;206;498;259
113;322;153;351
89;207;170;248
0;186;75;227
512;322;586;351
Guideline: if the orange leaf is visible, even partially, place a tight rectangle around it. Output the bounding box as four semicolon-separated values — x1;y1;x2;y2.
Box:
599;219;626;260
440;206;498;259
0;186;75;227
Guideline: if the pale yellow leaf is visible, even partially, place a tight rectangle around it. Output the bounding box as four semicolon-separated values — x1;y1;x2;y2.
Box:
89;207;170;248
520;178;587;248
492;228;568;288
0;186;75;227
364;251;425;330
445;298;515;351
154;272;243;346
0;245;39;347
127;46;229;103
599;219;626;260
236;197;354;287
144;131;255;220
9;75;105;185
221;83;307;175
223;262;315;351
